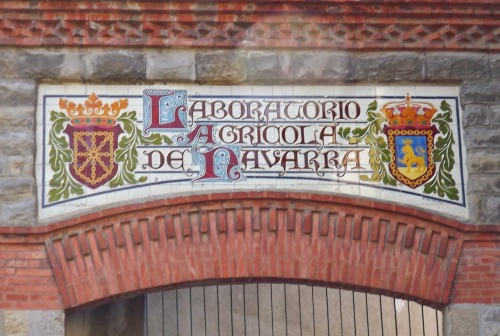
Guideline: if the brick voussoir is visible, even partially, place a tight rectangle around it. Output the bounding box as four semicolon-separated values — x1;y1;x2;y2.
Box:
0;192;497;309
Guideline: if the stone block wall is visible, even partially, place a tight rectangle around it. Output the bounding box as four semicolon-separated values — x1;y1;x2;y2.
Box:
1;48;499;226
0;74;36;227
0;310;64;336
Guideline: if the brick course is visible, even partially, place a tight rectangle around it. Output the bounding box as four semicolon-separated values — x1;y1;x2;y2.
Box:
0;192;498;310
0;1;498;51
452;241;500;305
0;244;61;309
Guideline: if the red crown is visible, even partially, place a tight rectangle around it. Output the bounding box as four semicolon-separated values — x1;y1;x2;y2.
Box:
381;94;437;129
59;93;128;128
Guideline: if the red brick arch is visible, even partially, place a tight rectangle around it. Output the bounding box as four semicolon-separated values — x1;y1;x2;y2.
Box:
38;192;485;308
0;191;499;310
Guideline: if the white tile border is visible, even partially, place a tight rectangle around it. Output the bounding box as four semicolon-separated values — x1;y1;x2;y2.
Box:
36;85;468;222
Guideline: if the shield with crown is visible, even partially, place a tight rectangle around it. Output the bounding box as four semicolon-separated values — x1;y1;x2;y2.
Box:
381;95;439;189
59;93;126;189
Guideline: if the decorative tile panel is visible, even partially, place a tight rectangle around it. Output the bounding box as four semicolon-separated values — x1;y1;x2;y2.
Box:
36;85;468;222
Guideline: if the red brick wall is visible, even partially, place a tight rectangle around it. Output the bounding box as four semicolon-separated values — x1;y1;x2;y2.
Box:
452;241;500;305
0;192;498;310
0;243;61;309
0;1;498;51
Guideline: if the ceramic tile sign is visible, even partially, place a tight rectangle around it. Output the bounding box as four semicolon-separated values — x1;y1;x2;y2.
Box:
36;85;467;221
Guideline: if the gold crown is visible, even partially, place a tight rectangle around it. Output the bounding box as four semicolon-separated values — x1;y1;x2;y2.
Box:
381;94;437;129
403;139;413;145
59;93;128;128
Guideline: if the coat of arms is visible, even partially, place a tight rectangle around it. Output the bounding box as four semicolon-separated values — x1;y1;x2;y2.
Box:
47;93;171;202
338;95;459;201
381;96;439;189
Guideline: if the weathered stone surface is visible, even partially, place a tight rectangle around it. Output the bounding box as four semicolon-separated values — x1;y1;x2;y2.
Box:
482;307;500;323
292;52;353;82
467;148;500;172
146;50;196;81
463;127;500;148
353;53;424;81
443;305;480;336
0;310;5;336
1;310;64;336
247;51;292;82
0;130;34;155
28;310;64;336
84;51;146;81
18;50;83;80
0;106;34;129
0;197;35;227
462;104;489;127
468;191;500;224
0;49;19;79
482;325;500;336
466;192;483;224
5;311;28;336
0;80;36;107
426;53;489;81
484;195;500;224
467;174;500;193
491;54;500;79
461;81;500;105
491;106;500;125
0;156;33;177
0;176;33;201
196;51;246;83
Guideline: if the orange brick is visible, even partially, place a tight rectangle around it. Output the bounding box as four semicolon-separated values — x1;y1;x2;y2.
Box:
0;191;496;310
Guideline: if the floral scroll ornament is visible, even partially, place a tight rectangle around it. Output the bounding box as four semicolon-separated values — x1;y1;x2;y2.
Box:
337;97;459;201
48;93;172;202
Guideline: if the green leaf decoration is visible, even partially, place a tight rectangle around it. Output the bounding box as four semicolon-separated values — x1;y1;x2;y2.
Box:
423;101;459;200
47;111;84;202
109;111;172;188
47;106;173;200
367;100;378;113
337;100;397;186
